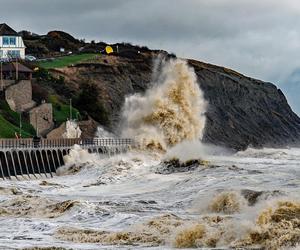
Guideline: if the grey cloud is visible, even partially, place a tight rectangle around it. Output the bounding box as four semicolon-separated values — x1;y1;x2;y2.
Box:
1;0;300;112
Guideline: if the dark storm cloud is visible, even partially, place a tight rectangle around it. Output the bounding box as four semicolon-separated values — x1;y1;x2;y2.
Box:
1;0;300;86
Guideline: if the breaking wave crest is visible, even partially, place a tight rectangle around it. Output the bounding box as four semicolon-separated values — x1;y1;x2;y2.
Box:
236;200;300;249
121;58;207;151
53;193;300;249
173;199;300;249
55;214;183;246
207;191;247;214
0;195;78;218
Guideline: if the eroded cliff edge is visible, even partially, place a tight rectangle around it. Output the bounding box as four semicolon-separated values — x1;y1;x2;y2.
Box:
51;52;300;150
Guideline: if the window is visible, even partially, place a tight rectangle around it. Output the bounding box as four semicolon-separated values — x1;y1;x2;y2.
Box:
9;37;16;45
3;37;9;45
7;50;20;58
2;36;16;46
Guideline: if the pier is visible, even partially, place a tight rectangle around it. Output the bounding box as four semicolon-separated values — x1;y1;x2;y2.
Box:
0;138;134;180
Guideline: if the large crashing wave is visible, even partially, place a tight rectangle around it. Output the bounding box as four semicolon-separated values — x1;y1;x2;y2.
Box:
121;59;207;151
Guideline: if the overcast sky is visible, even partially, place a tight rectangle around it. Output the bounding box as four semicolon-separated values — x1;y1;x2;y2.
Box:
1;0;300;103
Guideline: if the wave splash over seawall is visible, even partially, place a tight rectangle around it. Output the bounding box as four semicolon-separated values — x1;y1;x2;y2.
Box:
121;58;207;151
0;59;299;250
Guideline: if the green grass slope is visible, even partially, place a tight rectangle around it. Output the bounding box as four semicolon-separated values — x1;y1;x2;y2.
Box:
49;95;80;124
0;100;36;138
38;53;97;69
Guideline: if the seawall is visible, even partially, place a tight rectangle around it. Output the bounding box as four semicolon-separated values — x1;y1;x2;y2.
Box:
0;138;133;180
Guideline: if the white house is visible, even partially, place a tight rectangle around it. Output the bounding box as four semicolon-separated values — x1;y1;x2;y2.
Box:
0;23;25;60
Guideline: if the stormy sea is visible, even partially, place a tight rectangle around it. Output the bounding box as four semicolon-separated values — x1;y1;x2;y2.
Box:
0;59;299;250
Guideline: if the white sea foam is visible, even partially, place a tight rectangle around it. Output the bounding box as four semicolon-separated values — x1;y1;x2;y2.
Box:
0;147;298;249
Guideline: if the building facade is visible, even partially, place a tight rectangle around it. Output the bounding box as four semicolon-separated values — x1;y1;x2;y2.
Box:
0;23;25;60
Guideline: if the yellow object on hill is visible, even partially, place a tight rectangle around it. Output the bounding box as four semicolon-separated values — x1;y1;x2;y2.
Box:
105;46;114;54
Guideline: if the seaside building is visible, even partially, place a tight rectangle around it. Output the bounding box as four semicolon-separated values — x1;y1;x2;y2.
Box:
0;23;25;60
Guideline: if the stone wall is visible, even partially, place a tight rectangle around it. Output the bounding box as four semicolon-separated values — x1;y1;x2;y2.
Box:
5;80;35;112
1;80;15;89
29;103;54;136
46;122;66;139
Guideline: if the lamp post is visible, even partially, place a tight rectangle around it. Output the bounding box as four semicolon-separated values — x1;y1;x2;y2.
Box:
35;111;39;137
0;61;3;91
19;112;22;138
69;98;72;121
15;57;18;81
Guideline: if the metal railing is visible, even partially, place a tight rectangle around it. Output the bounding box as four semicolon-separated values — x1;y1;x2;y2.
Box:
0;138;134;149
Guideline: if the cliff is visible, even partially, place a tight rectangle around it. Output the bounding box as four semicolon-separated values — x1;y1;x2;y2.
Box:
44;51;300;150
189;60;300;150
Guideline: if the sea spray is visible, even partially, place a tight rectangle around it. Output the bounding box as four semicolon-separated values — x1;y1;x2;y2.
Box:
234;200;300;249
63;145;98;163
57;145;99;175
95;126;114;138
122;59;207;151
207;191;248;214
164;140;231;162
62;120;82;139
174;224;206;248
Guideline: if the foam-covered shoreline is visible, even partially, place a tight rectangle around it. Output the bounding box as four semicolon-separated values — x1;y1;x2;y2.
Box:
0;147;298;249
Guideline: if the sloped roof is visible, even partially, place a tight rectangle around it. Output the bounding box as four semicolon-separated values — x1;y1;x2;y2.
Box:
2;63;33;73
0;23;19;36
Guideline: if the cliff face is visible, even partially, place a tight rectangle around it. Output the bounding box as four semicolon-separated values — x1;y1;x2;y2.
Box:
189;60;300;150
53;52;300;150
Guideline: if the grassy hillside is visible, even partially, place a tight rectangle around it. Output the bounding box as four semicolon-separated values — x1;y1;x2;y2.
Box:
0;91;79;139
38;53;97;69
0;100;36;138
48;95;80;124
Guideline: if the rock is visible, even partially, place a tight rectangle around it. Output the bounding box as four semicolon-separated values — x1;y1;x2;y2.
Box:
156;159;202;174
23;247;68;250
241;190;264;206
39;180;66;188
241;189;284;206
46;122;66;139
78;117;99;138
228;165;263;174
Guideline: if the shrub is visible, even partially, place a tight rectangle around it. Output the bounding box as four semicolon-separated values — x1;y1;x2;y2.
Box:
75;84;109;126
32;82;49;103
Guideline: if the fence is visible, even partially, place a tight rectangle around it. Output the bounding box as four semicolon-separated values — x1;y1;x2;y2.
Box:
0;138;134;149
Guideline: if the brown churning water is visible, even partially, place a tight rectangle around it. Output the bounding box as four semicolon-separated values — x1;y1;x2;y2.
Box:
122;59;207;151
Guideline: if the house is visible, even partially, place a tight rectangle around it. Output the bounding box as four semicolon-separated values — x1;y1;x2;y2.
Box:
0;62;32;90
0;23;25;60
